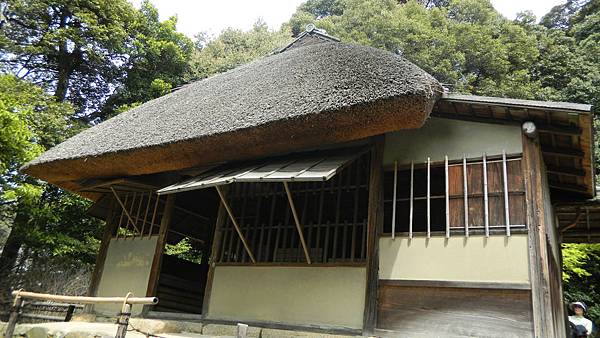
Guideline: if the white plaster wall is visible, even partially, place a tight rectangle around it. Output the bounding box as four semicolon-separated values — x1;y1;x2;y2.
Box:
207;266;366;329
379;234;530;284
95;236;158;315
383;117;523;164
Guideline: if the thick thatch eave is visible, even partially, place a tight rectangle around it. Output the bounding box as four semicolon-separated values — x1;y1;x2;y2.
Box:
22;42;442;191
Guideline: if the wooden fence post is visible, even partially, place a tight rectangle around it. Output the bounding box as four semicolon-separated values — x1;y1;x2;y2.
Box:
4;296;23;338
115;303;132;338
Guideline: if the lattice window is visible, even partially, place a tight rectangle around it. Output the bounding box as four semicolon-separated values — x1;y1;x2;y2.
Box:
107;191;166;238
218;153;371;264
383;153;526;237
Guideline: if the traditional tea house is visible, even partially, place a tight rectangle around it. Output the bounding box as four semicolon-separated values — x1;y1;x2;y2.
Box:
21;28;596;337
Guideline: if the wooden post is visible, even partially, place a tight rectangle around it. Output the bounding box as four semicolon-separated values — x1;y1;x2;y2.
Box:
115;303;132;338
143;194;175;314
363;136;384;334
202;198;228;317
391;161;397;239
4;296;23;338
522;122;555;338
85;197;118;313
64;305;76;322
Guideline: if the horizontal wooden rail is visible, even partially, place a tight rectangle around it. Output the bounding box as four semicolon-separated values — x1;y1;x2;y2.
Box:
10;291;158;305
5;291;158;338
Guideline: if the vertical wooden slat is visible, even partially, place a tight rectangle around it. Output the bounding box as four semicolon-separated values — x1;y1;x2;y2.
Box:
215;185;256;263
316;181;325;261
250;192;262;262
427;157;431;238
301;185;311;262
134;192;144;236
322;220;330;263
503;150;511;236
110;188;140;235
260;190;277;262
149;194;160;238
283;182;312;264
141;192;152;236
236;184;249;262
144;193;175;314
351;160;361;261
391;160;398;239
463;156;469;237
117;193;127;239
128;192;137;236
445;156;450;238
483;153;490;237
409;161;414;239
332;174;343;261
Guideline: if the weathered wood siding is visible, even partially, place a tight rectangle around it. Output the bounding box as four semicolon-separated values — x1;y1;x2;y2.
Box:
377;284;533;337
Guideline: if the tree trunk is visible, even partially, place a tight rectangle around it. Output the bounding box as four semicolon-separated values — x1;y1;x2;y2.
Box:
0;228;23;281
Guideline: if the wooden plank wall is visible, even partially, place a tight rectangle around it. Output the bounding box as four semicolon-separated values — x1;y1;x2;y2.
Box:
377;284;533;337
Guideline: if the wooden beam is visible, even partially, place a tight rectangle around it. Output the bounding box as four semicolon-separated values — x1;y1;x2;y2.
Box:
283;182;312;264
548;183;589;194
110;187;141;234
546;165;586;177
522;123;555;338
215;185;256;263
560;209;583;233
541;146;584;158
363;136;384;334
431;112;582;136
379;279;531;290
144;193;175;314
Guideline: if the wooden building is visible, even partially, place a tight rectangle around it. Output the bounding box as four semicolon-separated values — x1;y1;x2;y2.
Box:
21;28;596;337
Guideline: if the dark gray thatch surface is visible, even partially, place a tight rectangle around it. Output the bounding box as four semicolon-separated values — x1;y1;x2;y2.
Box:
24;42;441;170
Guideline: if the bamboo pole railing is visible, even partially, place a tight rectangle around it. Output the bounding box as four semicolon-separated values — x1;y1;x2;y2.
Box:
4;290;158;338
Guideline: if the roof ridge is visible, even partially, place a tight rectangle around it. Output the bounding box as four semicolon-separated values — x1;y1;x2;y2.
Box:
278;24;341;53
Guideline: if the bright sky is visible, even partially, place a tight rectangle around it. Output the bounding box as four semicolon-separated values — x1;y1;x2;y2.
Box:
129;0;567;39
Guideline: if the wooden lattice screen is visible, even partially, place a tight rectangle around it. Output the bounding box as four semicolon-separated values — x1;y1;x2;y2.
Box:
383;153;526;237
217;153;371;264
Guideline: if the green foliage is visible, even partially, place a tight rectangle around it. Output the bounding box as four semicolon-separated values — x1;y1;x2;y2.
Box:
0;75;71;180
165;238;202;264
0;0;136;113
100;1;194;118
563;243;600;326
186;21;291;81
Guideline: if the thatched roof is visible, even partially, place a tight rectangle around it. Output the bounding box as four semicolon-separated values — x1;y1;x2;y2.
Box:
22;41;442;189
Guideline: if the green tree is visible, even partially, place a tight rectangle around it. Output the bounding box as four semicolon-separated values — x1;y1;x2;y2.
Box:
186;21;291;81
99;1;194;119
0;0;136;114
287;0;545;99
0;75;100;284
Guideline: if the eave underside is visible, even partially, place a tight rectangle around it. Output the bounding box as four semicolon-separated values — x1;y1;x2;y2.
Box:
434;95;595;200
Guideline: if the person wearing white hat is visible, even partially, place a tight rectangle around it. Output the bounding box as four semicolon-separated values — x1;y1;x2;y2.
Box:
569;301;593;337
